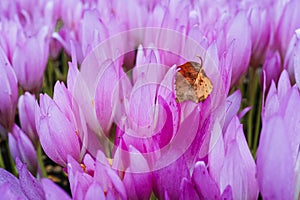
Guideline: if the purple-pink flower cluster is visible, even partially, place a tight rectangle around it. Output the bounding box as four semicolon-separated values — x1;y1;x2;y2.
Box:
0;0;299;199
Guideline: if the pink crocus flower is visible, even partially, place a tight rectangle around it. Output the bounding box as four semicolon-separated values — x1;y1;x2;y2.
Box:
218;10;252;85
113;46;178;154
53;0;84;61
28;2;275;199
81;10;109;57
0;47;18;135
248;4;271;67
66;43;108;155
0;158;71;200
18;92;39;147
12;26;49;93
198;90;259;200
257;70;300;199
262;50;282;90
152;91;258;199
71;24;235;198
35;82;84;166
275;0;300;59
8;124;38;175
94;59;126;136
284;29;300;84
0;18;20;63
67;150;127;200
113;145;153;200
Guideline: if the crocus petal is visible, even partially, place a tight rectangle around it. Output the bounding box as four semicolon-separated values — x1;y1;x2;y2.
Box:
262;50;281;90
204;42;228;108
121;146;152;200
129;75;157;129
223;90;241;131
220;185;233;200
0;168;26;199
16;159;45;200
283;29;300;82
95;60;119;135
257;116;294;199
207;120;225;184
0;182;26;200
277;70;291;101
37;94;81;166
219;139;255;199
133;45;166;84
238;106;251;119
219;42;233;96
81;10;107;57
263;81;279;120
18;92;38;146
225;11;251;84
84;182;105;200
9;124;38;175
295;44;300;90
276;0;300;57
192;161;220;199
0;19;19;62
41;179;71;200
157;65;179;132
221;116;258;200
12;27;49;92
52;82;74;122
67;41;79;93
179;178;200;200
248;5;271;67
94;151;127;199
152;155;190;199
276;87;300;167
67;156;93;200
152;96;174;148
0;46;18;133
72;69;101;135
295;152;300;200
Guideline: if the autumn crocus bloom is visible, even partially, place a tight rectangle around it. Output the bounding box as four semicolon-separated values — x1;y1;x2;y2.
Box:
248;4;271;67
189;90;259;200
284;29;300;84
9;124;38;175
0;47;18;134
75;23;234;197
0;159;71;200
262;50;282;90
12;26;49;92
158;91;257;199
53;0;85;62
94;59;125;136
219;10;252;85
67;151;127;200
152;91;258;199
113;46;178;154
275;0;300;58
35;82;83;166
113;145;152;200
0;18;20;62
257;70;300;199
18;92;39;147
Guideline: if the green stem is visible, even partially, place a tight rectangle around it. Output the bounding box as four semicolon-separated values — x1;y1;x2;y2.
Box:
238;75;246;97
0;147;5;169
43;59;54;97
150;192;158;200
5;141;18;176
247;70;254;147
253;87;262;157
37;143;47;178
